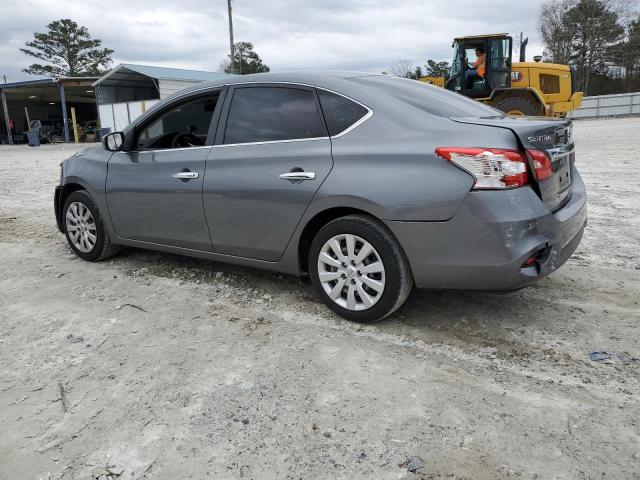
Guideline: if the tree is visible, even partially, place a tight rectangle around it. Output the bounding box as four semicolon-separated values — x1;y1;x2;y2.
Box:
539;0;635;95
20;19;113;77
611;15;640;91
389;59;415;78
223;41;269;75
424;59;450;78
566;0;625;94
540;0;577;63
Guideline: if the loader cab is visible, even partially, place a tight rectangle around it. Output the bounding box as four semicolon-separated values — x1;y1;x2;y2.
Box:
445;34;513;99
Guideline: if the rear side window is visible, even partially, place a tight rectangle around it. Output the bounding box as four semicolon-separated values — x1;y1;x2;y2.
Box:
350;75;504;118
318;90;368;136
224;87;326;144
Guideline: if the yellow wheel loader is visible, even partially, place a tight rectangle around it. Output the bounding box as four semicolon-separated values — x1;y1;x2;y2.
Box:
420;34;583;117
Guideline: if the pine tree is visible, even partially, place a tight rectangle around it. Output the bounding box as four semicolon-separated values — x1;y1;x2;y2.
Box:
20;19;114;77
223;42;269;75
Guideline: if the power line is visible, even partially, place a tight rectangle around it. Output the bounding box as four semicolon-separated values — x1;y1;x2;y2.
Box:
267;44;452;69
269;52;447;68
268;32;543;70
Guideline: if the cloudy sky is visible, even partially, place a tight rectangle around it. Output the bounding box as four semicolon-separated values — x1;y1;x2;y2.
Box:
0;0;548;82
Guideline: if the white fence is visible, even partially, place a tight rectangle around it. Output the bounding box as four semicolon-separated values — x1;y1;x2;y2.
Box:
569;92;640;119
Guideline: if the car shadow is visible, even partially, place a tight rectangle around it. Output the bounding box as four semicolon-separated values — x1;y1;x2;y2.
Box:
114;246;572;356
378;283;569;356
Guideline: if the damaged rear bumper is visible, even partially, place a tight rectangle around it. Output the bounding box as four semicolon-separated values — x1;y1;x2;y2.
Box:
386;169;587;290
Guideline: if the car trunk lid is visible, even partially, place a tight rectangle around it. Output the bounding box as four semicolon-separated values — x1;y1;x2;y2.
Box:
451;116;575;212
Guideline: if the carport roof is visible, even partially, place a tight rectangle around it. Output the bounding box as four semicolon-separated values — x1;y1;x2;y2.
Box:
93;63;231;87
0;76;99;90
0;76;100;104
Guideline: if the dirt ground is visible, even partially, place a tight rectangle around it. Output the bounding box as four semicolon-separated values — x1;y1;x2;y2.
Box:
1;117;639;480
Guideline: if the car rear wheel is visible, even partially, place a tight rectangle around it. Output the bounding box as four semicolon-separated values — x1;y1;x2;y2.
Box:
63;190;121;261
309;214;413;323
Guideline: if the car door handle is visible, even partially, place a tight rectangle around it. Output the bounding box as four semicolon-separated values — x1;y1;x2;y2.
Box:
278;172;316;180
172;172;199;179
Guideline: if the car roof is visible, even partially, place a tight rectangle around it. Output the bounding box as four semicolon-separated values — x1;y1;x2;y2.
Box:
177;71;379;95
127;71;385;133
139;71;501;129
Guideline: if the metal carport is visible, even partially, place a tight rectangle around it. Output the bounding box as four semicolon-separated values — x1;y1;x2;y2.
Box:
0;77;98;144
93;64;230;132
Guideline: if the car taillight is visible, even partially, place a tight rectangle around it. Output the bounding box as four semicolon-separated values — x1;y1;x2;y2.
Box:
435;147;529;189
526;149;553;181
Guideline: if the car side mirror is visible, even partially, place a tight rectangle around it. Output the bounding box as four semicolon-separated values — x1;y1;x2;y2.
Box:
103;132;125;152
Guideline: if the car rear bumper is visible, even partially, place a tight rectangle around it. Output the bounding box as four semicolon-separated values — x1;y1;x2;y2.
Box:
385;169;587;290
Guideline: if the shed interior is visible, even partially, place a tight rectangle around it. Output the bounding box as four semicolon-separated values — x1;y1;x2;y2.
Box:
1;78;98;144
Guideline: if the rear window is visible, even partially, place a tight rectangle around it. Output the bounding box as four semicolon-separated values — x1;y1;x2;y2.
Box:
349;75;504;118
318;90;368;136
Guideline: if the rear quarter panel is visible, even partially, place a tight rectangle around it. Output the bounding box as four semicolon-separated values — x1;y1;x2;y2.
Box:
315;104;520;222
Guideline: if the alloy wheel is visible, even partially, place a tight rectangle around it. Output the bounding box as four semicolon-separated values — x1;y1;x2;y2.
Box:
317;233;386;311
65;201;97;253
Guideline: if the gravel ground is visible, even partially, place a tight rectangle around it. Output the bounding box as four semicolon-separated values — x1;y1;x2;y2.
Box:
1;117;639;480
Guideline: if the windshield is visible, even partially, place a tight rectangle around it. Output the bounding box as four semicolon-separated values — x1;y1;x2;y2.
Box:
349;75;504;118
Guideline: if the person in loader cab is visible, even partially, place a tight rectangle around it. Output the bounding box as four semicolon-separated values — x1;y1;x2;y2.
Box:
464;47;485;88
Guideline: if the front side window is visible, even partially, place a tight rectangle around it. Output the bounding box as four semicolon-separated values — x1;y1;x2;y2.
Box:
136;94;218;150
223;87;326;144
318;90;368;136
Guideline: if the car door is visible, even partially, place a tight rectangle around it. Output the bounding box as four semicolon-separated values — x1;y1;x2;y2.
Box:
203;84;333;261
106;90;222;251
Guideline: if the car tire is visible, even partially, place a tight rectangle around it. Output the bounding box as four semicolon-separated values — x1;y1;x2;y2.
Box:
309;214;413;323
495;97;540;116
62;190;121;261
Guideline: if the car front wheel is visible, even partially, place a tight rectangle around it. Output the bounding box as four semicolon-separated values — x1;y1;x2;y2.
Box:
309;214;413;323
63;190;121;261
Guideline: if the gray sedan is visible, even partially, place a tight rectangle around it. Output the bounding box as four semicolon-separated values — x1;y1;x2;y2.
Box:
55;72;587;322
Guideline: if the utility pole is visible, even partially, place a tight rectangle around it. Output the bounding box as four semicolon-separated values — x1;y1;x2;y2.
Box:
227;0;235;74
